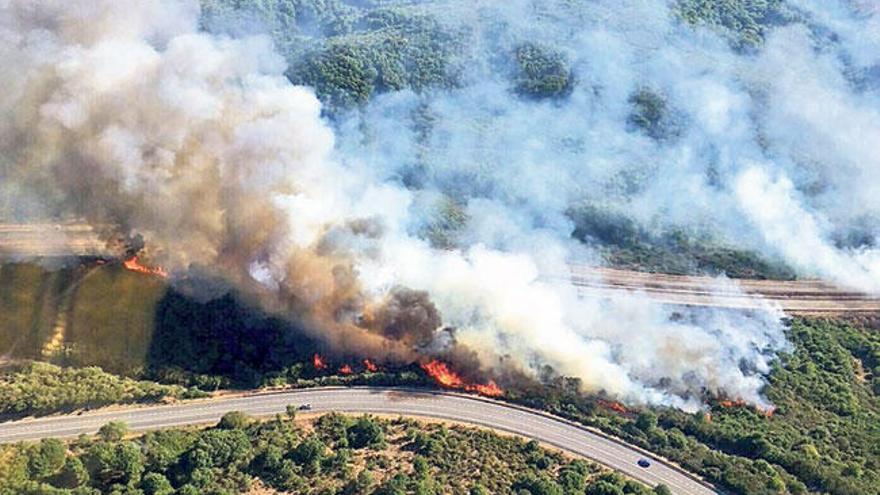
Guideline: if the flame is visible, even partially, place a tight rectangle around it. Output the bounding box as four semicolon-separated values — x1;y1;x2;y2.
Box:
598;400;629;415
339;364;353;375
363;359;378;372
313;353;328;370
123;256;168;278
717;398;774;417
421;360;503;397
471;381;504;397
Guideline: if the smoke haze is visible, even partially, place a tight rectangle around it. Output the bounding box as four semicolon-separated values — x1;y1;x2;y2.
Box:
2;0;877;409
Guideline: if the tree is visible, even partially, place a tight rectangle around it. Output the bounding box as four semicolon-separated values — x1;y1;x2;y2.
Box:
346;416;384;449
513;42;573;99
98;421;128;442
28;438;66;479
292;438;327;475
653;485;673;495
513;473;564;495
217;411;251;430
636;411;658;432
470;485;489;495
585;480;624;495
141;472;174;495
52;456;89;489
413;456;429;478
286;404;298;420
374;473;410;495
85;441;145;488
343;469;374;494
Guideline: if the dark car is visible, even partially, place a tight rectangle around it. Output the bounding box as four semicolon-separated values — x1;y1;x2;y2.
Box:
637;458;651;468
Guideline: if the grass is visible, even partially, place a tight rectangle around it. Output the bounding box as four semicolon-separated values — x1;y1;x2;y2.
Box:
0;264;70;360
0;263;166;375
64;266;166;375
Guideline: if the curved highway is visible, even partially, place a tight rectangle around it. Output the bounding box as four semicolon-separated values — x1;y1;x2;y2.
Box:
0;387;716;495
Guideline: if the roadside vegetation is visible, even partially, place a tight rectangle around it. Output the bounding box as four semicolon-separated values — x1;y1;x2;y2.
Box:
0;413;668;495
0;362;205;419
511;318;880;495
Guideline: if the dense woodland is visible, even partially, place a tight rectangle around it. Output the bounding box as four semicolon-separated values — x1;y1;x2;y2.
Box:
0;413;671;495
197;0;803;280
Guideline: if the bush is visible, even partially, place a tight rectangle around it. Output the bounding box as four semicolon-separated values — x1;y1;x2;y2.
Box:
0;362;197;418
217;411;251;430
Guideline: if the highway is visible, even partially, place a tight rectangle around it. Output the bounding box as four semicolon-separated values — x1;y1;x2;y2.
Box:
565;266;880;315
3;223;878;315
0;387;717;495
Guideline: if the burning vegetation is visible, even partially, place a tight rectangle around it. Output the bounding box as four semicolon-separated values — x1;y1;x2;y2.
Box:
312;353;328;371
421;360;504;397
122;256;168;278
716;398;775;417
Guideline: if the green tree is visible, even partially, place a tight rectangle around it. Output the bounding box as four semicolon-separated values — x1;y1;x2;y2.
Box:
513;473;564;495
141;472;174;495
28;438;66;479
413;455;429;478
98;421;128;442
346;416;384;449
585;480;625;495
286;404;298;420
52;456;89;489
85;441;144;488
635;411;658;431
513;43;573;99
653;485;673;495
470;485;489;495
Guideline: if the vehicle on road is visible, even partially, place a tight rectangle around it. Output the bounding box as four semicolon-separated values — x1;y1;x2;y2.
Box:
299;403;312;410
638;458;651;468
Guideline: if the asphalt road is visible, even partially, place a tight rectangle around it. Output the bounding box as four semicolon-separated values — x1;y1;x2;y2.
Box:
4;223;878;314
0;387;717;495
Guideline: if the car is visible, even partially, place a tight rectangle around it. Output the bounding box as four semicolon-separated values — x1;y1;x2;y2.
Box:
637;458;651;468
298;403;312;410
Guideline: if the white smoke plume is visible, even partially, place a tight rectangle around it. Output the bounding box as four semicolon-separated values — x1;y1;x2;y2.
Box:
7;0;878;409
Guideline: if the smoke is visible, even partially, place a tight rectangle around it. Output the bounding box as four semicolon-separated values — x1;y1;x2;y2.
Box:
3;0;877;409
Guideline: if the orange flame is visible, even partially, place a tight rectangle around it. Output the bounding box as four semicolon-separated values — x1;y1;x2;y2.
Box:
717;398;774;417
363;359;378;372
313;353;328;370
598;400;629;415
123;256;168;278
339;364;353;375
421;360;503;397
471;381;504;397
